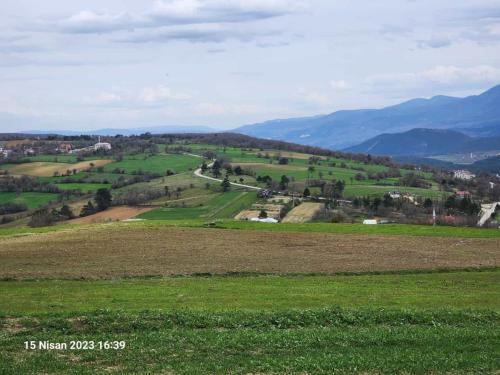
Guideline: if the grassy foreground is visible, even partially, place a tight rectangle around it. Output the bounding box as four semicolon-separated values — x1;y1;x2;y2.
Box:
1;271;499;373
1;309;498;374
0;270;498;314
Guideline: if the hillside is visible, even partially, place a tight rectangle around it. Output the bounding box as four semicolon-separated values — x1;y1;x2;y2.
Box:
345;128;500;156
234;84;500;149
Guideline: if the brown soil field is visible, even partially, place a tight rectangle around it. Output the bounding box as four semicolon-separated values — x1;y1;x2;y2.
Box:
0;226;498;279
67;206;154;224
282;202;323;223
7;160;112;177
6;139;33;148
9;160;113;177
249;151;326;160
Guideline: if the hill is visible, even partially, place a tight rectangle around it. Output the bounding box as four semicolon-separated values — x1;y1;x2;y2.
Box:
345;128;500;156
234;84;500;149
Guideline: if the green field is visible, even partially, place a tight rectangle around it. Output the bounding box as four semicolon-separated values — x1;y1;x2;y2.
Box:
103;154;201;175
138;190;254;220
0;270;497;314
54;182;112;193
1;219;499;238
0;192;59;210
1;271;498;374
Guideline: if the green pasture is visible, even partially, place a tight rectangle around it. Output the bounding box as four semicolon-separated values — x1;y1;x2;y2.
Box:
54;183;112;193
138;190;252;220
103;154;201;175
0;192;59;210
0;270;497;314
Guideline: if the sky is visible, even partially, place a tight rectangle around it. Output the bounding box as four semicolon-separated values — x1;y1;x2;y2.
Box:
1;0;500;132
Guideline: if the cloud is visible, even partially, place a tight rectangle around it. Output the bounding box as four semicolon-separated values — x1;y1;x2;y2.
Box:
139;85;191;102
115;24;276;44
89;85;192;107
416;37;452;49
330;80;350;90
365;65;500;94
47;0;308;35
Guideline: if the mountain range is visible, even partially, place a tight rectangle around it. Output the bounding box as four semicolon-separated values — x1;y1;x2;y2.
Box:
17;125;216;136
344;128;500;156
235;84;500;149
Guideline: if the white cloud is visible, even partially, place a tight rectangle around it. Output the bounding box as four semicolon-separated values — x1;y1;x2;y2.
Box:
89;85;191;107
140;85;191;102
330;80;350;90
195;102;269;115
49;0;308;35
366;65;500;90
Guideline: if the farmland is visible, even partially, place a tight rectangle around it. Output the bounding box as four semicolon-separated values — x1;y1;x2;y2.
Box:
0;192;59;210
1;134;499;374
103;153;201;174
1;160;112;177
0;266;499;373
1;225;498;279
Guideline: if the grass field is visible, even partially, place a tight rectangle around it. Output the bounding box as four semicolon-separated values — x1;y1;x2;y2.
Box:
0;271;498;374
0;270;497;313
138;191;252;220
103;154;201;175
1;219;500;238
54;182;111;192
0;192;59;210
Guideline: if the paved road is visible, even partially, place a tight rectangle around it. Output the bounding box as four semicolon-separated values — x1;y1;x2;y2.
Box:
193;162;261;191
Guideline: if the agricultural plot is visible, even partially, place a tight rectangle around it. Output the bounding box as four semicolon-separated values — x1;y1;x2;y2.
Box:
2;160;112;177
68;206;153;224
0;270;497;313
282;202;323;223
103;154;201;175
138;191;253;220
1;225;498;279
54;182;112;193
0;192;59;210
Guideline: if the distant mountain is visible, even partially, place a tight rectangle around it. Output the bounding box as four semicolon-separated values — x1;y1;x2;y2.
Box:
234;84;500;149
18;125;217;136
344;128;500;156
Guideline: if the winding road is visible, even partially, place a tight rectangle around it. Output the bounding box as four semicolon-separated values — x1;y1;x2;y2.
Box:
193;161;261;191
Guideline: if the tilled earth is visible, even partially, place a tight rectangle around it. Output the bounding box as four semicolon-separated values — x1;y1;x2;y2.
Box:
0;226;498;279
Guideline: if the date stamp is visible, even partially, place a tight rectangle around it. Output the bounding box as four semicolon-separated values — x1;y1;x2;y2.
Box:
24;341;126;350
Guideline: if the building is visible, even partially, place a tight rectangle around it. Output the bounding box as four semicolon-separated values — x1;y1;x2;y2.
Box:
94;136;112;151
0;148;12;158
455;191;471;199
57;143;72;153
454;170;475;180
23;148;36;156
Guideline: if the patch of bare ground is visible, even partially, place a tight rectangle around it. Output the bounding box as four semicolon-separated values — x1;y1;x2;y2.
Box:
67;206;154;224
0;227;498;279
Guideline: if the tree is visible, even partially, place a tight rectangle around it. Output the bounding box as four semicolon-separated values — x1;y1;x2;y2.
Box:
29;208;56;227
280;175;290;190
234;165;243;175
164;185;170;197
423;198;433;209
80;201;96;217
59;205;75;220
201;162;208;173
303;187;311;197
221;174;231;192
212;160;221;178
259;209;268;218
95;188;112;211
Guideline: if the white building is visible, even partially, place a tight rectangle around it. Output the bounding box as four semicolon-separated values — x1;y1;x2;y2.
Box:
94;136;111;151
0;148;12;158
454;170;476;180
